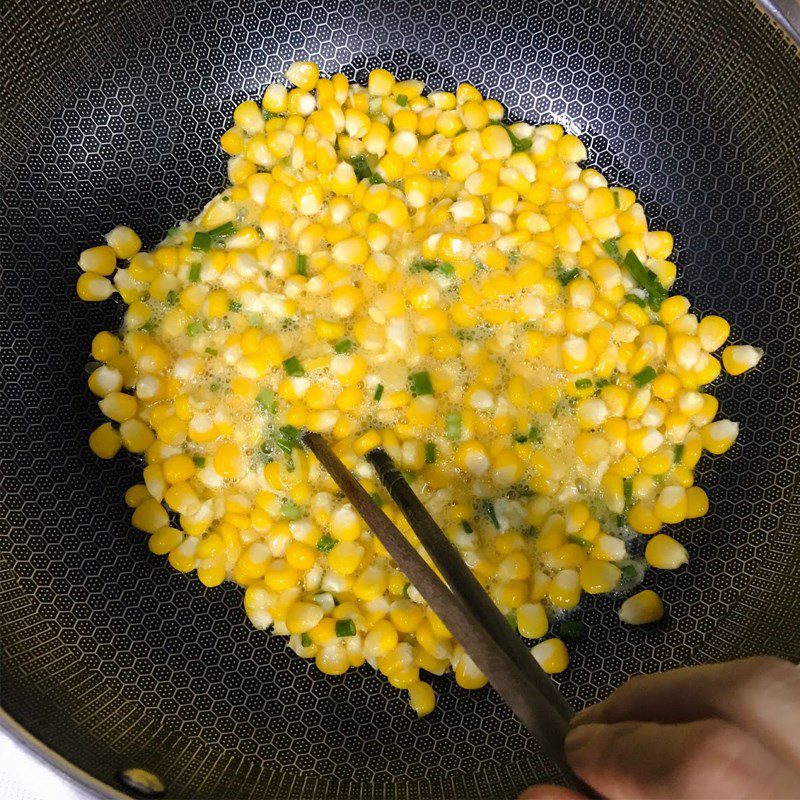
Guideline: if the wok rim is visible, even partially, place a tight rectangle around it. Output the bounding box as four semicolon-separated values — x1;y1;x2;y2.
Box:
1;1;798;798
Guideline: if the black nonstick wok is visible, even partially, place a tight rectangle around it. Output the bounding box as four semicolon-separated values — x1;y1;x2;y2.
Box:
1;0;799;798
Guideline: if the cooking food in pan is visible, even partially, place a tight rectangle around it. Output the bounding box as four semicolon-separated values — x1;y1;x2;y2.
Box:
77;61;762;715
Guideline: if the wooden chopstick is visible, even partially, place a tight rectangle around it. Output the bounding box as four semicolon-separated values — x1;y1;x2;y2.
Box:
365;447;574;722
303;432;592;792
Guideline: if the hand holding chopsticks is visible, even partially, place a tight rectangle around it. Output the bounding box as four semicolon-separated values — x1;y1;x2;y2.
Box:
303;431;594;795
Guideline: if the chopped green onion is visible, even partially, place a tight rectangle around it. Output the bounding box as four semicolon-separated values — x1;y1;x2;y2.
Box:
623;477;634;510
191;232;211;252
335;619;356;638
612;191;620;209
558;620;585;639
575;378;592;390
229;299;242;312
632;366;657;387
333;339;353;354
370;492;383;508
462;521;473;534
445;412;462;441
205;347;218;356
396;94;408;106
515;434;528;444
166;226;179;237
674;443;684;464
528;426;542;444
188;263;201;282
274;425;301;453
424;442;436;464
351;155;372;181
368;212;378;223
402;582;411;598
373;384;384;401
505;611;518;630
602;238;621;261
409;370;434;396
84;361;101;374
256;387;277;413
192;456;206;468
567;534;592;549
300;632;312;648
281;501;304;520
207;221;236;240
296;254;307;276
412;258;454;276
485;502;500;530
368;173;384;185
602;242;669;310
186;321;203;336
166;290;179;306
282;356;305;377
316;534;336;552
209;381;221;393
624;293;646;307
556;267;580;285
620;562;638;581
594;378;610;390
262;109;280;121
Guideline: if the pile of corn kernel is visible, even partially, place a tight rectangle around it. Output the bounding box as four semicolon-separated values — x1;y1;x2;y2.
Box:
78;61;763;716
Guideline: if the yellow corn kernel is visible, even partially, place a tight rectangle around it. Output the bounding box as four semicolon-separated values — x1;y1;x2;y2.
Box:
105;225;141;259
98;392;137;423
531;638;569;674
78;245;117;276
328;541;364;575
149;527;183;556
407;681;436;717
516;602;548;639
547;569;580;609
285;60;319;91
214;442;245;480
132;498;169;534
454;440;490;475
619;590;664;625
722;345;763;376
363;620;399;659
77;272;115;301
653;485;688;524
389;599;424;633
88;422;122;459
645;533;688;570
286;601;324;634
685;486;709;519
627;502;662;535
119;419;154;453
579;561;621;594
368;68;395;96
660;295;690;325
125;484;150;508
701;419;739;455
454;653;488;689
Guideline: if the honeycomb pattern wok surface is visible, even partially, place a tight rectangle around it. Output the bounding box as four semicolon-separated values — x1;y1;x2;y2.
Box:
1;0;798;798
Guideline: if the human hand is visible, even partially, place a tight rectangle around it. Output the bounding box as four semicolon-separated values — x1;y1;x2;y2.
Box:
521;657;800;799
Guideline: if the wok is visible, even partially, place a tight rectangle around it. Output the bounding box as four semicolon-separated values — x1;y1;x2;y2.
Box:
1;0;799;797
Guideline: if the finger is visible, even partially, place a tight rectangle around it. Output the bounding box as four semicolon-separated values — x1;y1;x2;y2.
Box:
572;657;800;766
518;786;586;800
566;718;799;800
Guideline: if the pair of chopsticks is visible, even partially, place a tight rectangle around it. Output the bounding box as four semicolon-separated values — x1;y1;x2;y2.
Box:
303;432;592;793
